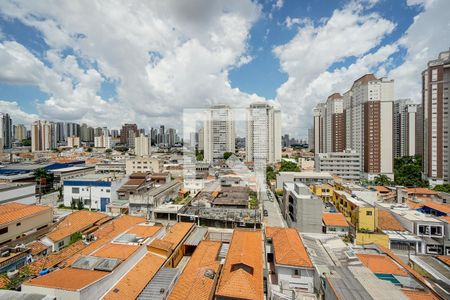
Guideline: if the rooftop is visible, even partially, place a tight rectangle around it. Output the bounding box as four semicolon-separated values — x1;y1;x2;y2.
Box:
24;268;108;291
421;201;450;214
266;227;313;268
0;203;51;227
168;240;221;300
126;225;162;238
27;241;50;256
403;188;438;195
92;243;139;260
378;210;406;231
47;210;108;242
401;289;439;300
103;253;165;300
322;212;349;227
216;229;263;300
356;253;408;276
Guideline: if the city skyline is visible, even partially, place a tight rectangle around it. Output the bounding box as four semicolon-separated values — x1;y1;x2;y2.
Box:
0;0;449;137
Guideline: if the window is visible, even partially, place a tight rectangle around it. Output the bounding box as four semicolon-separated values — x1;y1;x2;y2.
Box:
0;227;8;235
366;211;372;216
72;187;80;194
293;269;300;277
58;241;65;247
16;223;21;227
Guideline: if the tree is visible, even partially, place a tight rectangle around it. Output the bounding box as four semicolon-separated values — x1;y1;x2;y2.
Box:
433;184;450;193
394;155;428;187
70;199;76;210
223;152;233;160
279;160;300;172
22;138;31;146
105;148;113;154
77;200;84;210
86;147;93;152
249;196;258;209
195;148;204;161
33;168;53;196
266;166;276;182
374;174;392;186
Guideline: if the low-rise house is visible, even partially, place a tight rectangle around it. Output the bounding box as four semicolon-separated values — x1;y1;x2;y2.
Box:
276;171;333;189
63;173;126;211
322;212;350;236
125;157;162;175
168;240;221;300
41;210;109;251
215;229;264;300
116;172;151;200
397;187;440;204
0;203;53;246
418;201;450;217
266;227;315;295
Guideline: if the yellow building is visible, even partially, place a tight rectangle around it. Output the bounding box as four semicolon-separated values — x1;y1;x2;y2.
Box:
332;190;378;232
310;183;333;202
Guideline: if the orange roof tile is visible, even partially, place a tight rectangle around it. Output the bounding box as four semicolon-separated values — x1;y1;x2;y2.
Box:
65;215;146;265
440;216;450;223
169;240;221;300
377;210;405;231
216;229;263;300
404;188;438;195
27;241;50;256
0;203;51;227
126;225;162;238
267;227;313;268
24;268;107;291
401;289;439;300
161;222;194;250
368;185;390;193
422;201;450;214
148;239;173;253
47;210;108;242
322;212;349;227
92;243;139;260
406;200;423;209
103;253;165;300
437;256;450;266
356;253;408;276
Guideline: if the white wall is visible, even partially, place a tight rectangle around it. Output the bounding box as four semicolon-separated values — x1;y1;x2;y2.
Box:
0;184;36;204
276;265;314;293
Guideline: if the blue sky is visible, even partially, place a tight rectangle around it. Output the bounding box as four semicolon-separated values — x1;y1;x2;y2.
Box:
0;0;449;137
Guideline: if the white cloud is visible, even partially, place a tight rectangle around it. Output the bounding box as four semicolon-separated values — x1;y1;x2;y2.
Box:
0;0;262;129
274;3;395;135
273;0;284;10
0;100;38;124
388;0;450;103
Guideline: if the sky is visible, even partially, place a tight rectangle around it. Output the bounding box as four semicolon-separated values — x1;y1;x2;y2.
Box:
0;0;449;138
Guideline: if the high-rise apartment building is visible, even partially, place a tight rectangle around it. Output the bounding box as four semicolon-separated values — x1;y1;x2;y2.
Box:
65;122;80;138
94;135;111;149
308;128;314;152
31;120;55;152
246;102;281;165
120;123;138;145
422;49;450;186
198;128;204;151
204;105;235;163
134;134;150;156
313;74;394;179
315;150;361;181
55;122;66;144
343;74;394;179
0;113;13;149
393;99;418;158
13;124;27;142
67;136;81;148
416;104;424;158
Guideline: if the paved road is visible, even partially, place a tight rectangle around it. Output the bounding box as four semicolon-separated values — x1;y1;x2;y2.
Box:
261;188;287;227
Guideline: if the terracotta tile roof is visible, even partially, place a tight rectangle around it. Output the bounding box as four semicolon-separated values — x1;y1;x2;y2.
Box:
103;253;165;300
356;253;408;276
216;229;263;300
404;188;438;195
437;256;450;266
377;210;405;231
24;268;107;291
267;227;313;268
47;210;108;242
27;241;50;256
401;289;439;300
421;201;450;214
27;240;86;275
368;185;390;193
406;200;423;209
322;212;349;227
92;243;139;260
126;225;162;238
440;216;450;223
168;240;221;300
0;203;51;227
162;222;194;250
148;239;173;252
65;215;146;265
